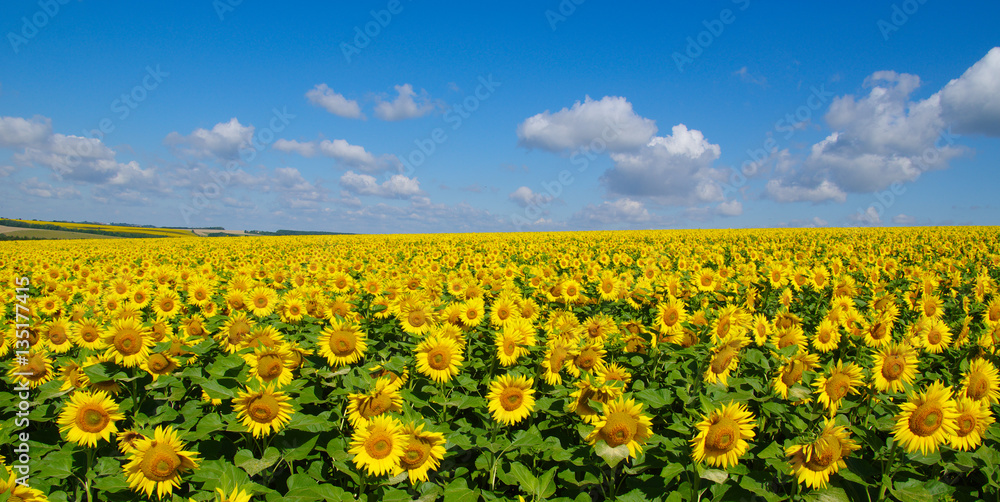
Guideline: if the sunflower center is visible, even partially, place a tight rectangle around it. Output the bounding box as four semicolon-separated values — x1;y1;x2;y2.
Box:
503;340;518;357
248;394;280;423
804;438;841;471
360;393;391;419
400;439;431;469
194;290;206;301
499;387;524;411
602;411;638;447
705;418;739;454
77;405;111;433
882;355;905;380
408;310;426;327
826;373;852;401
926;328;942;345
497;307;510;320
365;433;394;460
967;373;989;401
781;361;805;387
663;309;679;326
466;309;478;320
140;443;182;482
329;330;357;357
956;413;976;437
148;353;171;373
710;347;737;375
817;328;832;344
908;402;944;437
427;347;451;371
257;355;284;380
80;327;100;343
717;319;731;337
49;327;68;344
161;300;174;312
576;349;598;371
114;329;142;356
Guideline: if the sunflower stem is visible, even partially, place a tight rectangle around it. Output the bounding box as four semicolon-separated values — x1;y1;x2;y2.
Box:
877;440;899;500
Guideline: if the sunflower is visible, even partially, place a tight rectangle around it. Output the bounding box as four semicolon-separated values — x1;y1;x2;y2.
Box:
101;317;154;368
773;352;819;400
118;430;146;454
71;318;105;350
412;335;460;383
347;378;404;428
152;289;182;320
247;286;278;318
541;339;572;385
317;320;367;367
244;345;295;388
917;317;952;353
280;296;306;323
495;329;530;367
486;373;536;426
811;319;841;353
751;314;771;347
863;314;895;348
218;312;255;353
58;360;88;392
772;325;808;354
395;422;447;484
0;469;48;501
566;376;623;423
400;303;436;335
814;361;864;416
8;351;55;388
206;486;253;502
655;296;687;335
786;419;860;489
598;362;632;386
143;352;179;381
490;295;521;328
950;397;994;451
691;401;756;468
458;298;485;328
918;294;944;319
233;386;295;438
892;381;959;454
704;344;740;387
871;343;918;393
586;397;653;459
961;358;1000;405
123;426;200;499
57;390;125;447
349;414;407;477
694;268;718;292
566;343;607;378
43;317;74;353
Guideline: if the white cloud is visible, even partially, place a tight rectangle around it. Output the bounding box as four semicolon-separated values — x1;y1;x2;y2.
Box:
305;84;364;119
0;165;13;176
508;186;552;208
273;138;395;172
734;66;767;87
715;200;743;216
892;213;916;225
602;124;725;205
164;118;254;160
0;116;52;147
340;171;422;199
374;84;435;121
516;96;657;152
939;47;1000;136
575;198;651;224
764;179;847;203
19;177;80;199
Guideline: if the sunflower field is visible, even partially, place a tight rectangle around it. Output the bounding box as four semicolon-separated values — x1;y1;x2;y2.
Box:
2;227;1000;502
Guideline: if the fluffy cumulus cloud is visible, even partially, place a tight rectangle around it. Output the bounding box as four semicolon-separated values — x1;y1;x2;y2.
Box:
305;84;364;119
939;47;1000;136
508;186;552;208
273;138;397;172
516;96;658;153
374;84;435;121
0;115;52;147
764;179;847;203
574;198;651;225
715;199;743;216
602;124;726;205
339;171;422;199
271;167;327;210
19;177;80;199
164;118;254;161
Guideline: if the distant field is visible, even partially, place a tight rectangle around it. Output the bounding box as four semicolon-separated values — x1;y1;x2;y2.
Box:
3;228;118;239
4;219;197;238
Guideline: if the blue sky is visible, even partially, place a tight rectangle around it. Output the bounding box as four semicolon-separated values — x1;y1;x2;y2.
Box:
0;1;998;233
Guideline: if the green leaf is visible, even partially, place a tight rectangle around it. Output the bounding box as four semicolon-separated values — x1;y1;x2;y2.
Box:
890;478;955;502
757;441;784;459
443;478;479;502
200;378;237;399
283;435;320;462
536;466;558;499
594;441;631;468
507;462;538;494
699;468;728;484
803;486;851;502
234;447;281;477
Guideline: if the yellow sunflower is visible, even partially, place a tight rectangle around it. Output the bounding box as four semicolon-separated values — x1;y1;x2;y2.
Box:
655;296;687;335
811;319;841;353
123;426;200;499
566;343;607;378
415;335;463;383
244;345;295;387
950;397;994;451
317;320;367;367
495;329;530;367
961;358;1000;405
117;430;146;454
143;352;179;381
872;343;918;393
247;286;278;318
814;361;864;416
540;339;572;385
566;376;623;423
691;401;756;468
395;422;447;484
0;469;48;501
586;397;653;459
71;318;105;350
458;298;485;328
917;317;952;353
233;386;295;438
773;352;819;400
101;317;154;368
8;351;55;388
349;414;407;477
57;390;125;447
486;373;536;426
151;289;182;320
892;381;959;454
347;378;404;428
786;419;860;489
